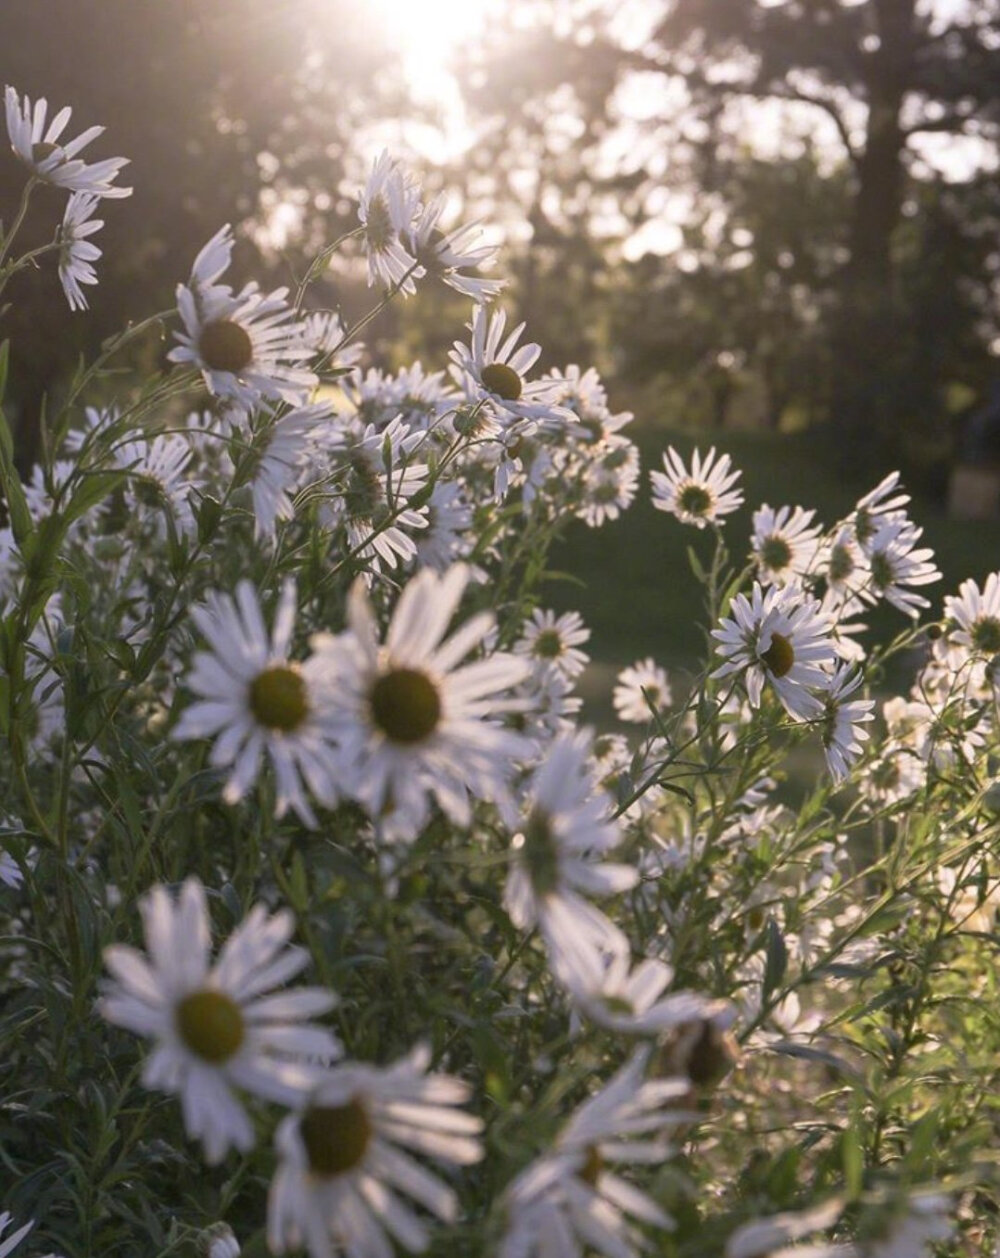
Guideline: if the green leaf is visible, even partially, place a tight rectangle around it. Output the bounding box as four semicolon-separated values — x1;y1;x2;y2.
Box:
762;917;788;1000
0;394;33;547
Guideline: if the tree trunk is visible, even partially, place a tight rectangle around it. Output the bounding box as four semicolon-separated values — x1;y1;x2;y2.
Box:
831;0;915;467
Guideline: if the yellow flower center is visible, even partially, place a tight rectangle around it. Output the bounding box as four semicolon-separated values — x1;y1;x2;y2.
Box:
365;196;394;253
533;629;563;661
175;989;245;1063
199;319;254;375
370;667;442;744
972;618;1000;654
31;140;61;165
481;362;523;401
760;535;792;572
300;1096;372;1177
678;484;712;516
522;806;560;896
828;543;855;583
870;552;895;591
577;1144;603;1186
249;665;310;732
760;631;795;678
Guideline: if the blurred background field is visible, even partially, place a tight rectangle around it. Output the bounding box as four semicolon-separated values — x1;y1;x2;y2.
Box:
4;0;1000;695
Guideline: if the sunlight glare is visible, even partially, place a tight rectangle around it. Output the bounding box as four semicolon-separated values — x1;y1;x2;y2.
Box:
366;0;491;100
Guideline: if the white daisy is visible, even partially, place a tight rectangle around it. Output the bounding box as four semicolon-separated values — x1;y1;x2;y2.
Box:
57;191;104;312
499;1049;690;1258
613;657;672;724
543;363;610;416
115;432;196;537
324;417;430;578
268;1043;483;1258
4;86;131;197
414;481;474;572
449;306;569;426
724;1198;846;1258
819;664;874;783
852;470;911;551
751;504;822;587
0;850;22;889
944;572;1000;658
566;951;726;1037
358;150;421;292
205;1226;241;1258
406;192;505;302
245;402;332;541
0;1214;33;1258
514;608;591;681
171;580;342;825
650;445;744;528
819;525;871;605
100;877;340;1164
168;230;316;410
712;583;835;721
655;1005;742;1090
302;311;365;371
579;436;642;527
504;728;636;990
312;564;531;843
862;519;940;617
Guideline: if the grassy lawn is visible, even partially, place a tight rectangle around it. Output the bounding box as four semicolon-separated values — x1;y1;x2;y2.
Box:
547;425;1000;717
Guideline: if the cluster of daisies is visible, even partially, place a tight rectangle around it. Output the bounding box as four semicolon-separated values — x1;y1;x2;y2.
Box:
2;87;990;1258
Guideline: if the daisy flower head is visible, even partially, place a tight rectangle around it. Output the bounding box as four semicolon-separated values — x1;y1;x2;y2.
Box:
650;445;743;529
504;728;636;990
0;850;22;889
0;1214;33;1258
567;951;726;1037
499;1049;690;1258
712;582;835;721
4;85;131;197
863;1193;954;1258
313;563;531;844
302;311;364;372
414;480;475;572
751;504;822;587
852;470;911;551
613;657;672;724
171;580;342;825
324;416;430;579
449;306;569;425
244;402;332;541
820;524;871;605
406;191;505;303
169;231;317;410
57;192;103;312
205;1226;241;1258
862;518;941;617
115;431;196;537
944;571;1000;659
268;1043;483;1258
820;664;875;783
543;363;609;417
358;150;421;292
100;877;340;1164
514;608;591;682
578;439;642;527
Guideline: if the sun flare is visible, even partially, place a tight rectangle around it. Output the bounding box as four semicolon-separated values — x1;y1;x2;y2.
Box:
366;0;491;97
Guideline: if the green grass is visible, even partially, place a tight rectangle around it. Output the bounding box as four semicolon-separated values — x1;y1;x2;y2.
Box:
547;425;1000;695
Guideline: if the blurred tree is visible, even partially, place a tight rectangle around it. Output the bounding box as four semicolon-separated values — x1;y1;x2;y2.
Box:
445;0;1000;472
0;0;400;458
